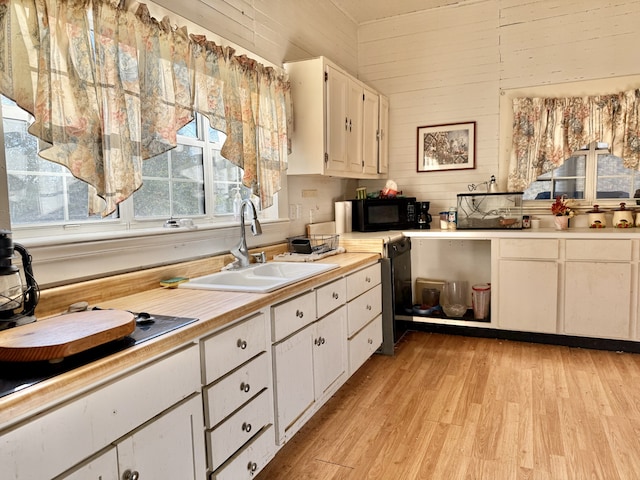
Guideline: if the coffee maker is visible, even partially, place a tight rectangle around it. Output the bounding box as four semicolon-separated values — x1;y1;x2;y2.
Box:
416;201;432;229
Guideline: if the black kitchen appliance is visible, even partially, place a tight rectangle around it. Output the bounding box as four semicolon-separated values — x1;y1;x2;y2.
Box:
416;201;432;229
351;197;416;232
0;231;39;331
0;311;198;398
379;236;411;355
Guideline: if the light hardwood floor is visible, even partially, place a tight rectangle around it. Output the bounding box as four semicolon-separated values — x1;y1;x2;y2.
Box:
257;331;640;479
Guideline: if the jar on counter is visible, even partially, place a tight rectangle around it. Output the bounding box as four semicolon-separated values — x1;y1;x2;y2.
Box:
522;215;531;229
448;207;457;230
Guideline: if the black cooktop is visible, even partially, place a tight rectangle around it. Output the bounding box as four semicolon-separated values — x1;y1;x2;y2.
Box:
0;312;198;399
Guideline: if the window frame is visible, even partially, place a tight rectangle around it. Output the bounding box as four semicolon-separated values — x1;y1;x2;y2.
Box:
0;105;282;240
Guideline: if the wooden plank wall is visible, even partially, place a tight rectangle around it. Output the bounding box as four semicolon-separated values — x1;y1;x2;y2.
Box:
357;0;640;213
151;0;359;74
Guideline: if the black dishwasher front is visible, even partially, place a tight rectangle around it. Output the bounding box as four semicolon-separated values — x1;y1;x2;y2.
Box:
379;237;411;355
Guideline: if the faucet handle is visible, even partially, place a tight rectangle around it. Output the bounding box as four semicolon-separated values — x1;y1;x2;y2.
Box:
251;252;267;264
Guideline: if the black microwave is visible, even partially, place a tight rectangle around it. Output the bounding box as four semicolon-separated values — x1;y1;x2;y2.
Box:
351;197;417;232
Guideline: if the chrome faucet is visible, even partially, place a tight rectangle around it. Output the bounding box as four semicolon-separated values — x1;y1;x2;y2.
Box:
229;199;262;268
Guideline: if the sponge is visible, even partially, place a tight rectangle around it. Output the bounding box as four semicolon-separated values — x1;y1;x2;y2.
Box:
160;277;189;288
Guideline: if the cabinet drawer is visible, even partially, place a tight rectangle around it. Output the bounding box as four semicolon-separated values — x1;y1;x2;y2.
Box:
347;283;382;337
316;277;346;318
271;291;316;342
565;239;632;261
499;239;558;259
202;312;267;384
348;315;382;375
207;391;272;472
210;425;275;480
346;263;381;301
204;352;270;428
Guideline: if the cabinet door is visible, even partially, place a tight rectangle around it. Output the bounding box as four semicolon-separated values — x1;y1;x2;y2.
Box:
347;77;364;172
378;95;389;174
326;65;349;172
362;86;379;174
564;262;632;339
313;306;346;398
117;395;206;480
272;324;314;440
498;259;558;333
59;448;118;480
349;315;383;375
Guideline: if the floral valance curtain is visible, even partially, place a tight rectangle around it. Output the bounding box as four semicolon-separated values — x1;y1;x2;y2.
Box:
0;0;292;216
508;89;640;192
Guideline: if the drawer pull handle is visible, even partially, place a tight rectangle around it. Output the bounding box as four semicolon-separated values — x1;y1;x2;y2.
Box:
237;339;248;349
296;310;304;318
240;382;251;393
247;461;258;472
123;470;140;480
242;422;252;433
332;292;339;299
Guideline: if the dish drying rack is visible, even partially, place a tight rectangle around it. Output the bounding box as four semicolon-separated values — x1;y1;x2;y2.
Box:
288;234;339;255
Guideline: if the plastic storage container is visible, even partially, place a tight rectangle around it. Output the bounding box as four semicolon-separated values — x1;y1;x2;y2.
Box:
456;192;524;230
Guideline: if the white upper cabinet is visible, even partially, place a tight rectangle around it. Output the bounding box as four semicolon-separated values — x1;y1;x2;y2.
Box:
362;85;380;175
378;95;389;175
285;57;386;179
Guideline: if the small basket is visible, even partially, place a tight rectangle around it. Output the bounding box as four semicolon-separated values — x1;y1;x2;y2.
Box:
288;234;339;254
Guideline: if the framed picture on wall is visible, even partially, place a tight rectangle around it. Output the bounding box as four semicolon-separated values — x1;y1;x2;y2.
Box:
417;121;476;172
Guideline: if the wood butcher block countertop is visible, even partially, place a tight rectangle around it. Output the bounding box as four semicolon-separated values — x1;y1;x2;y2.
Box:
0;252;379;429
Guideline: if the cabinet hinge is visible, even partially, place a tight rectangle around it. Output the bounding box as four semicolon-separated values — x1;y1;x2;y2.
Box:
324;152;329;163
324;71;328;82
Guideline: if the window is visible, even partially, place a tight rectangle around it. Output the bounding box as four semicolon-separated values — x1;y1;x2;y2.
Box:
524;142;640;206
0;97;277;236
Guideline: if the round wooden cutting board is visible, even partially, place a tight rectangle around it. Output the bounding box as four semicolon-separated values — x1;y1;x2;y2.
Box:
0;310;136;362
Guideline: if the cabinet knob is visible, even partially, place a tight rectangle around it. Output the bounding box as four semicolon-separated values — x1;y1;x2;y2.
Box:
242;422;252;433
332;292;339;299
345;117;349;131
366;304;372;311
123;470;140;480
368;338;373;344
296;310;304;318
247;461;258;473
365;276;371;283
240;382;251;393
321;337;326;345
237;339;248;349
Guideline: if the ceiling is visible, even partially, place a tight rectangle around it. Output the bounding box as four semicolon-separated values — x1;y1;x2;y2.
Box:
330;0;468;24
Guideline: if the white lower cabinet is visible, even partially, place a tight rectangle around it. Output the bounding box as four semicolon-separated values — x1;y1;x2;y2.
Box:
498;259;559;333
115;395;205;480
563;240;634;339
202;310;276;479
6;345;205;480
349;314;383;373
3;260;384;480
497;239;559;334
211;425;275;480
273;305;347;444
